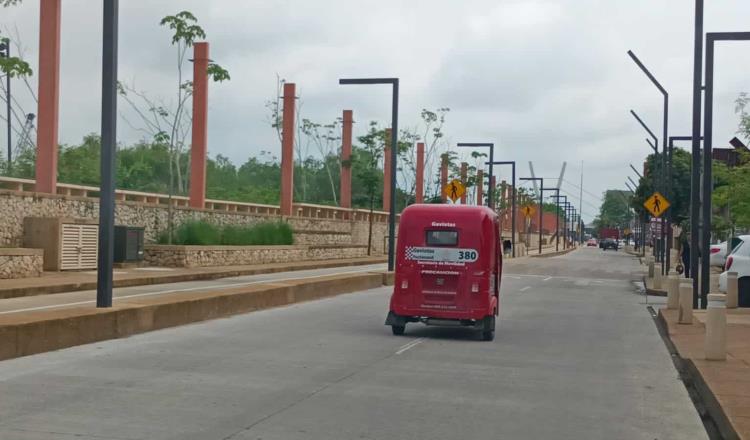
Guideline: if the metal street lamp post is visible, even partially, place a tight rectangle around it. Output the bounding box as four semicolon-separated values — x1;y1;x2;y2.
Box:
628;50;670;276
486;160;516;257
0;38;10;172
700;32;750;308
339;77;399;271
520;177;544;255
458;142;494;207
96;0;119;308
550;193;568;250
631;109;660;261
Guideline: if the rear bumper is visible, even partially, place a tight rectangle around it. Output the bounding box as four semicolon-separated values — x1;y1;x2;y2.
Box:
387;306;489;322
385;311;494;330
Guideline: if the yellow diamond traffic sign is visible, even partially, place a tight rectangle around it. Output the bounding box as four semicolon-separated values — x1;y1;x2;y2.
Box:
644;191;670;218
444;179;465;203
521;205;536;218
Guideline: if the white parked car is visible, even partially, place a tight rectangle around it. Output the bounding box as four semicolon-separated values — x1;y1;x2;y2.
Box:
718;236;750;298
710;241;728;267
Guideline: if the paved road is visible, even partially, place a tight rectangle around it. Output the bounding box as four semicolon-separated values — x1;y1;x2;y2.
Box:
0;249;707;439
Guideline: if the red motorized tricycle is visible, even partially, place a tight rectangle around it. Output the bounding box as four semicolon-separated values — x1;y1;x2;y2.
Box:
385;204;502;341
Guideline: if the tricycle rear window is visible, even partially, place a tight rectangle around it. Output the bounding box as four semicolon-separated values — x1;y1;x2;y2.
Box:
426;230;458;246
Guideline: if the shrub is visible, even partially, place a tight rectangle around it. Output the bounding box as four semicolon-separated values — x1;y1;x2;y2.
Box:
158;221;293;246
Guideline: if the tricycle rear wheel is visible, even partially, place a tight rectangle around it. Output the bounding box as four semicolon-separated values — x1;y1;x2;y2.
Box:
391;325;406;336
481;316;495;341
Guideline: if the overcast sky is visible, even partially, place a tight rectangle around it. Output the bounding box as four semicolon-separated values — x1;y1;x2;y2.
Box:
2;0;750;221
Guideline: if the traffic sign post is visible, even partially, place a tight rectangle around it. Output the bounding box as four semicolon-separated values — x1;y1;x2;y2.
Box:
444;178;466;203
643;191;670;218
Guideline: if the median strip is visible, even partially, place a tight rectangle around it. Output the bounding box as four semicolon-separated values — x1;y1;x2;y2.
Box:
0;272;385;362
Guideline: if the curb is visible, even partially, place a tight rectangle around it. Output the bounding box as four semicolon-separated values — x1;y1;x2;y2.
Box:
642;276;668;297
654;309;737;440
529;246;578;258
0;272;386;362
0;257;388;300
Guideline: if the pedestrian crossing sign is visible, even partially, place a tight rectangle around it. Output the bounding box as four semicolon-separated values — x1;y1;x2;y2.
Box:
444;179;465;203
644;192;670;218
521;205;536;218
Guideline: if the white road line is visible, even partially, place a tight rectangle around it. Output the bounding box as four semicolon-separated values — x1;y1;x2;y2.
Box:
520;286;531;292
395;338;426;355
504;275;522;280
0;267;380;315
543;276;552;281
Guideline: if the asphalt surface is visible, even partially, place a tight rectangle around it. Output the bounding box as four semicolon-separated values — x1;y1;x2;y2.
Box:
0;248;707;439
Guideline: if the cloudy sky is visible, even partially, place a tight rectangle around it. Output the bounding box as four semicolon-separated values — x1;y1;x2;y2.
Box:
2;0;750;221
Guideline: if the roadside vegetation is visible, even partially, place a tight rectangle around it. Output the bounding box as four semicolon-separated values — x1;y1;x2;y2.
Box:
157;221;293;246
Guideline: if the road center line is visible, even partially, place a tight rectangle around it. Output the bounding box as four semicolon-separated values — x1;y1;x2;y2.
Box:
395;338;425;355
520;286;531;292
543;276;552;281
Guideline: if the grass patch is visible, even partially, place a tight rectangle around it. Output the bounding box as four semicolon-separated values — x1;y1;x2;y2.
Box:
158;221;293;246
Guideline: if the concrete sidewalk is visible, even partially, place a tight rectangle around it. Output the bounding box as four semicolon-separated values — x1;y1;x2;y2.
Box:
660;308;750;439
0;256;387;299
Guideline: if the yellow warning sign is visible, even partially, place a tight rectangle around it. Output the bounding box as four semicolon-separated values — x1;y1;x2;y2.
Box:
624;228;632;236
521;205;536;218
444;179;465;203
644;191;670;218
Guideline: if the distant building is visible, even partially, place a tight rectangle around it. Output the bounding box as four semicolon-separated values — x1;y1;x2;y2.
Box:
712;137;749;168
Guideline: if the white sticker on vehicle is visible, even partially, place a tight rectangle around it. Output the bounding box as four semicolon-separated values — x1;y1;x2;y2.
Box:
405;246;478;263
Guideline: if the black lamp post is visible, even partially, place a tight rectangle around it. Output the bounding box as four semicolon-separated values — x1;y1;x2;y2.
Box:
457;142;494;207
339;77;399;271
520;177;544;255
631;109;661;261
0;38;10;172
700;31;750;308
628;50;670;275
486;160;516;257
96;0;119;308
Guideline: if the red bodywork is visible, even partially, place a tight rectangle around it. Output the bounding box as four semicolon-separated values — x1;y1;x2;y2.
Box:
389;205;501;322
600;228;620;240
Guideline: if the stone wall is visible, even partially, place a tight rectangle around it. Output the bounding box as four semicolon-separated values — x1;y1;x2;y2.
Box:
144;244;370;268
0;248;43;279
0;190;392;253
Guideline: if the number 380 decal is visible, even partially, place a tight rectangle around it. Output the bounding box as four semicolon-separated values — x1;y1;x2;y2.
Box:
458;250;478;261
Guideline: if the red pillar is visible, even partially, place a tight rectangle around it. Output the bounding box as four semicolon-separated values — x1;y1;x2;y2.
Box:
489;176;496;209
189;42;209;209
383;128;392;212
280;83;296;216
35;0;62;194
415;142;425;204
340;110;353;210
440;157;448;202
476;169;483;206
460;162;468;204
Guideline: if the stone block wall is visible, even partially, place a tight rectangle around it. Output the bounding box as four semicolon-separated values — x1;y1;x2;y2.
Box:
0;190;393;252
0;248;43;279
144;244;370;268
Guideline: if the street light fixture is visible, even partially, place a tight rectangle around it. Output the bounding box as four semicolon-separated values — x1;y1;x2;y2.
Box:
628;49;670;275
96;0;119;308
629;164;643;179
339;77;399;271
520;177;544;255
457;142;494;207
700;31;750;308
486;160;516;257
631;109;661;261
0;38;10;172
